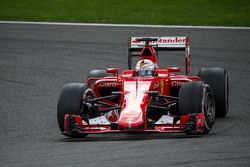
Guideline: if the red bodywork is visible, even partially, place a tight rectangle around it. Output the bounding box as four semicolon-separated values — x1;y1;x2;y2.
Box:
64;36;206;135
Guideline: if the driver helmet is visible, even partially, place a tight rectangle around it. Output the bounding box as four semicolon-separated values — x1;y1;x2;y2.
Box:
135;59;156;76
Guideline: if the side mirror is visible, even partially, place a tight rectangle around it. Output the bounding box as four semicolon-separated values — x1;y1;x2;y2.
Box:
168;67;181;73
106;68;119;74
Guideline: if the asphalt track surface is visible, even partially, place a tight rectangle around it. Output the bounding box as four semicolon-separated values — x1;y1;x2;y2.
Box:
0;23;250;167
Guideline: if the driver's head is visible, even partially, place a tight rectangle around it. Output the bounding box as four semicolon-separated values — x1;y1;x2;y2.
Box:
135;59;155;76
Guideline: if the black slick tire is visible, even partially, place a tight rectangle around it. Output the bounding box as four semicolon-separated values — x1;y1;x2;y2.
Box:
57;83;94;138
198;67;229;117
178;81;216;134
87;70;111;87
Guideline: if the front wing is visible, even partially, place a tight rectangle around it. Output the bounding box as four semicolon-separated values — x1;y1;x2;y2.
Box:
63;112;205;135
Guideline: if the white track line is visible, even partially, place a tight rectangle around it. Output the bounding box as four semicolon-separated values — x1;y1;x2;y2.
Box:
0;21;249;30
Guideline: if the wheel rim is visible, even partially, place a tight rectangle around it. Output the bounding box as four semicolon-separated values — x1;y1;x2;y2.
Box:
83;88;94;100
204;92;215;122
81;88;94;114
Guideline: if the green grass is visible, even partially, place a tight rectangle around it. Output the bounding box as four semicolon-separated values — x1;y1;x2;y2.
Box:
0;0;250;26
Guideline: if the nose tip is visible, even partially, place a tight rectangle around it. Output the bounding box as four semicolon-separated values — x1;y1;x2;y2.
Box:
118;108;143;129
118;116;144;129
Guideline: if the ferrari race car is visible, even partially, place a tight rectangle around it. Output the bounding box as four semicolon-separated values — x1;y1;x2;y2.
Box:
57;36;229;138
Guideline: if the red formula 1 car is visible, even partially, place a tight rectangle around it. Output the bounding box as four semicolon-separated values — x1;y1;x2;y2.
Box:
57;36;229;138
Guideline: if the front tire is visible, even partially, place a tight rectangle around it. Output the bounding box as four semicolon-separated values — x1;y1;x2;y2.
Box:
178;81;215;134
57;83;94;138
202;84;216;134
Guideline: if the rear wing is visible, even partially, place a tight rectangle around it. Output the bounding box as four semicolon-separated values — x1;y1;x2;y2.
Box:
129;36;189;51
128;36;191;75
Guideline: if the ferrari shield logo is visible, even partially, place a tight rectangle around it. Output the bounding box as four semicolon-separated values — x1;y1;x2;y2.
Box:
160;80;164;94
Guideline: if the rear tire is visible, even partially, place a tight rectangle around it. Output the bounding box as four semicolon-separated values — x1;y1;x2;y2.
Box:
198;67;229;117
87;70;111;87
178;81;215;134
57;83;94;138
